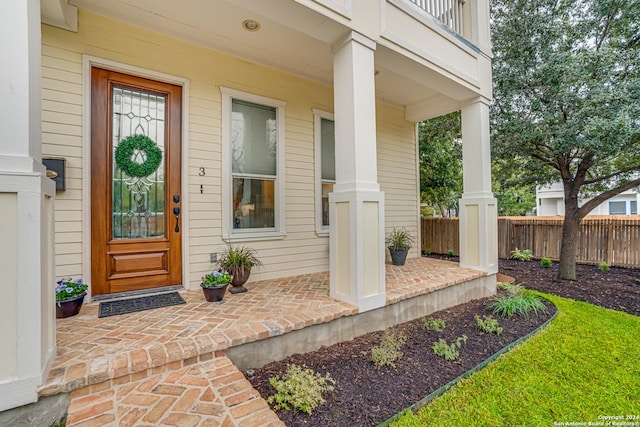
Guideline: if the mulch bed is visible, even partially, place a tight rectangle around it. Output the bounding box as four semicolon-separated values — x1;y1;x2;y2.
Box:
249;256;640;426
499;258;640;316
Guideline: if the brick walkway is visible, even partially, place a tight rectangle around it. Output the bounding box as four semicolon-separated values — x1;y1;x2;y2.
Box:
42;257;485;426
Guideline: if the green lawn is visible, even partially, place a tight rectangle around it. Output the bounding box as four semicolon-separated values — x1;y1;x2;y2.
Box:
391;293;640;427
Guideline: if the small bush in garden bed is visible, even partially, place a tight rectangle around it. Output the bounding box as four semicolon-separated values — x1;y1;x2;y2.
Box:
421;316;446;332
540;258;552;268
267;364;335;415
432;335;467;361
498;282;525;296
509;248;533;261
475;315;503;335
422;248;432;255
371;330;406;369
488;291;547;318
598;262;610;271
447;249;455;257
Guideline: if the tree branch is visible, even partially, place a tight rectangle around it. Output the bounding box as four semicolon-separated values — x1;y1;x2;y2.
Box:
596;6;617;51
583;164;640;185
578;177;640;218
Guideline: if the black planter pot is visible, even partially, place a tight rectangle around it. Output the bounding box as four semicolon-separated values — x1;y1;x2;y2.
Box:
389;248;409;266
201;284;229;302
56;293;86;318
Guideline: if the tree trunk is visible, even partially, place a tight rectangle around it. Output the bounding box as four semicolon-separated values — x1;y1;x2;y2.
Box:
558;179;582;280
558;214;580;280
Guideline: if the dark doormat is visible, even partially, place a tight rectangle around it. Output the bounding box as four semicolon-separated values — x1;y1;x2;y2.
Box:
98;292;186;318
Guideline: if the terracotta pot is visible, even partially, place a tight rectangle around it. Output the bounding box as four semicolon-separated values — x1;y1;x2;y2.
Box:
229;268;251;294
389;248;409;266
56;293;86;318
201;284;229;302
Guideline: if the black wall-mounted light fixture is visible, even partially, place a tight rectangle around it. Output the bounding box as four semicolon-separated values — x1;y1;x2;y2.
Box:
42;157;66;191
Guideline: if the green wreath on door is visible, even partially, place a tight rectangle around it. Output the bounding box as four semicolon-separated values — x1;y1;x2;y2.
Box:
115;135;163;178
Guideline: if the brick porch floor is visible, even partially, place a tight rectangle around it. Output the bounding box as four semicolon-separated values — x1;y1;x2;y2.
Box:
41;257;485;426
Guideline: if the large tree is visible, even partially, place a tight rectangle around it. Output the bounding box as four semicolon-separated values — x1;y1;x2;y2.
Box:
491;0;640;279
419;112;463;217
419;112;536;217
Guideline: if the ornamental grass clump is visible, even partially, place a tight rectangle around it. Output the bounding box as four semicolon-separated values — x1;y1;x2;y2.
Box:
216;245;263;273
267;364;335;415
55;278;88;302
488;290;547;318
385;227;415;251
540;258;552;268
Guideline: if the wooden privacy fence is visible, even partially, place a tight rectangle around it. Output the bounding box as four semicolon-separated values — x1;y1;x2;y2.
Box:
421;216;640;267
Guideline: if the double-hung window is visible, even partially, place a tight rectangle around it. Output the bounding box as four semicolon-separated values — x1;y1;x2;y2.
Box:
314;110;335;234
221;88;286;240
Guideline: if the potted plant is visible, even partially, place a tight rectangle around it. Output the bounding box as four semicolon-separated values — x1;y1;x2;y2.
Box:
386;227;415;266
55;278;88;318
216;245;263;293
200;269;233;302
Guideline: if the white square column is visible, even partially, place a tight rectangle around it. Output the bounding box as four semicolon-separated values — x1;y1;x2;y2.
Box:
329;32;386;312
459;99;498;274
0;0;56;411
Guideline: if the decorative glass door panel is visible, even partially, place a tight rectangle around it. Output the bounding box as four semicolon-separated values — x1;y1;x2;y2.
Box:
91;68;182;296
112;87;166;239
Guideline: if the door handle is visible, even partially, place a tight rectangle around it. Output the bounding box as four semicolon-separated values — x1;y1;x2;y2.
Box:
173;206;180;232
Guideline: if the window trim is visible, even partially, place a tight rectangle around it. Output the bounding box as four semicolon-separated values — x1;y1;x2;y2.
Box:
631;200;638;215
221;87;286;241
313;109;335;236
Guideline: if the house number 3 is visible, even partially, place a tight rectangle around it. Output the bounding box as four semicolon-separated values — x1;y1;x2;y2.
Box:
199;167;205;176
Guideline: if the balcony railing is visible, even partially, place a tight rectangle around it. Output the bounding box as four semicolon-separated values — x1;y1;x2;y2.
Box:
409;0;464;35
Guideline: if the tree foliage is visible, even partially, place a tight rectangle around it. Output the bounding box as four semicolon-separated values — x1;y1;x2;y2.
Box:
418;112;462;217
491;0;640;279
419;111;536;217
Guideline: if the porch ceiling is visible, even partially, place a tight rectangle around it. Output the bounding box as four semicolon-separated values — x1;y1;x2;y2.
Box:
62;0;461;114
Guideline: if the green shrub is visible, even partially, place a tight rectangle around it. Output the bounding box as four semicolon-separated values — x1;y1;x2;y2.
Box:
447;249;455;257
498;282;525;296
371;330;406;369
509;248;533;261
598;262;609;271
421;316;446;332
422;248;432;255
540;258;552;268
475;315;503;335
488;291;547;318
432;335;467;361
267;364;335;414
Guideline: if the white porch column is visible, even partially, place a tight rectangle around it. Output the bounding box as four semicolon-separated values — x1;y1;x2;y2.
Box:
329;32;385;313
0;0;56;412
459;99;498;274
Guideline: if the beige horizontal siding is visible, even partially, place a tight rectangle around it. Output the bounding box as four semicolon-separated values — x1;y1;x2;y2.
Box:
377;103;420;259
41;11;420;289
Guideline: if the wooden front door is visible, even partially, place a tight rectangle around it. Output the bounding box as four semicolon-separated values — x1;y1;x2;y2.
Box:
91;68;182;296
